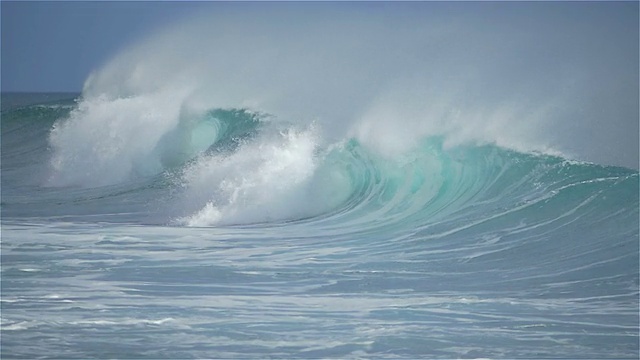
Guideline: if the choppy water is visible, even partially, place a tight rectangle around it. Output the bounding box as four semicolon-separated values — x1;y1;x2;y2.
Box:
1;93;638;359
2;3;639;359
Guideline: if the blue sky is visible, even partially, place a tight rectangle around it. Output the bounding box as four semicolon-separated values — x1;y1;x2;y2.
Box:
2;1;212;92
3;1;638;94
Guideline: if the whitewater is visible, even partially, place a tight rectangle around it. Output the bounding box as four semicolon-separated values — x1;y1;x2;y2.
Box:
2;3;639;359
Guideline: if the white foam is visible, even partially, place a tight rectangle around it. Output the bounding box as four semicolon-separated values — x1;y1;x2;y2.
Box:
68;317;175;326
180;125;350;226
2;320;38;331
47;89;188;187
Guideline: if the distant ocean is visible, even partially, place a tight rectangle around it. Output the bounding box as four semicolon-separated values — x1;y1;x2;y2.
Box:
2;3;639;359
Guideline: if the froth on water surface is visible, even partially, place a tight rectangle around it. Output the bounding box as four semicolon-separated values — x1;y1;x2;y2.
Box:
2;2;638;359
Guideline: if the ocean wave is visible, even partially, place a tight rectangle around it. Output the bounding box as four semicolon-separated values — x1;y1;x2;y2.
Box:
3;100;635;229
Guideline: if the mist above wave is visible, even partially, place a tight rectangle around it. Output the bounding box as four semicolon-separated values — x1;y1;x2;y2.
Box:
47;2;638;190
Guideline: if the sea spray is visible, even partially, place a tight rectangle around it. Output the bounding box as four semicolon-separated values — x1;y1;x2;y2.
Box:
44;2;638;198
179;125;325;226
2;3;638;358
47;89;188;187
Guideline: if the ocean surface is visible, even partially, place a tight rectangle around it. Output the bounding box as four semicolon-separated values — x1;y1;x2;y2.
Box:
1;91;638;359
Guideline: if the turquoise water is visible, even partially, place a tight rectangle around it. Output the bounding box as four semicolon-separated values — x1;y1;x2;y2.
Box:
1;93;638;358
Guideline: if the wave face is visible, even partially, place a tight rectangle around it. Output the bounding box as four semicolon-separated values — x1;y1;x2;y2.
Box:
9;99;636;230
1;2;638;359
